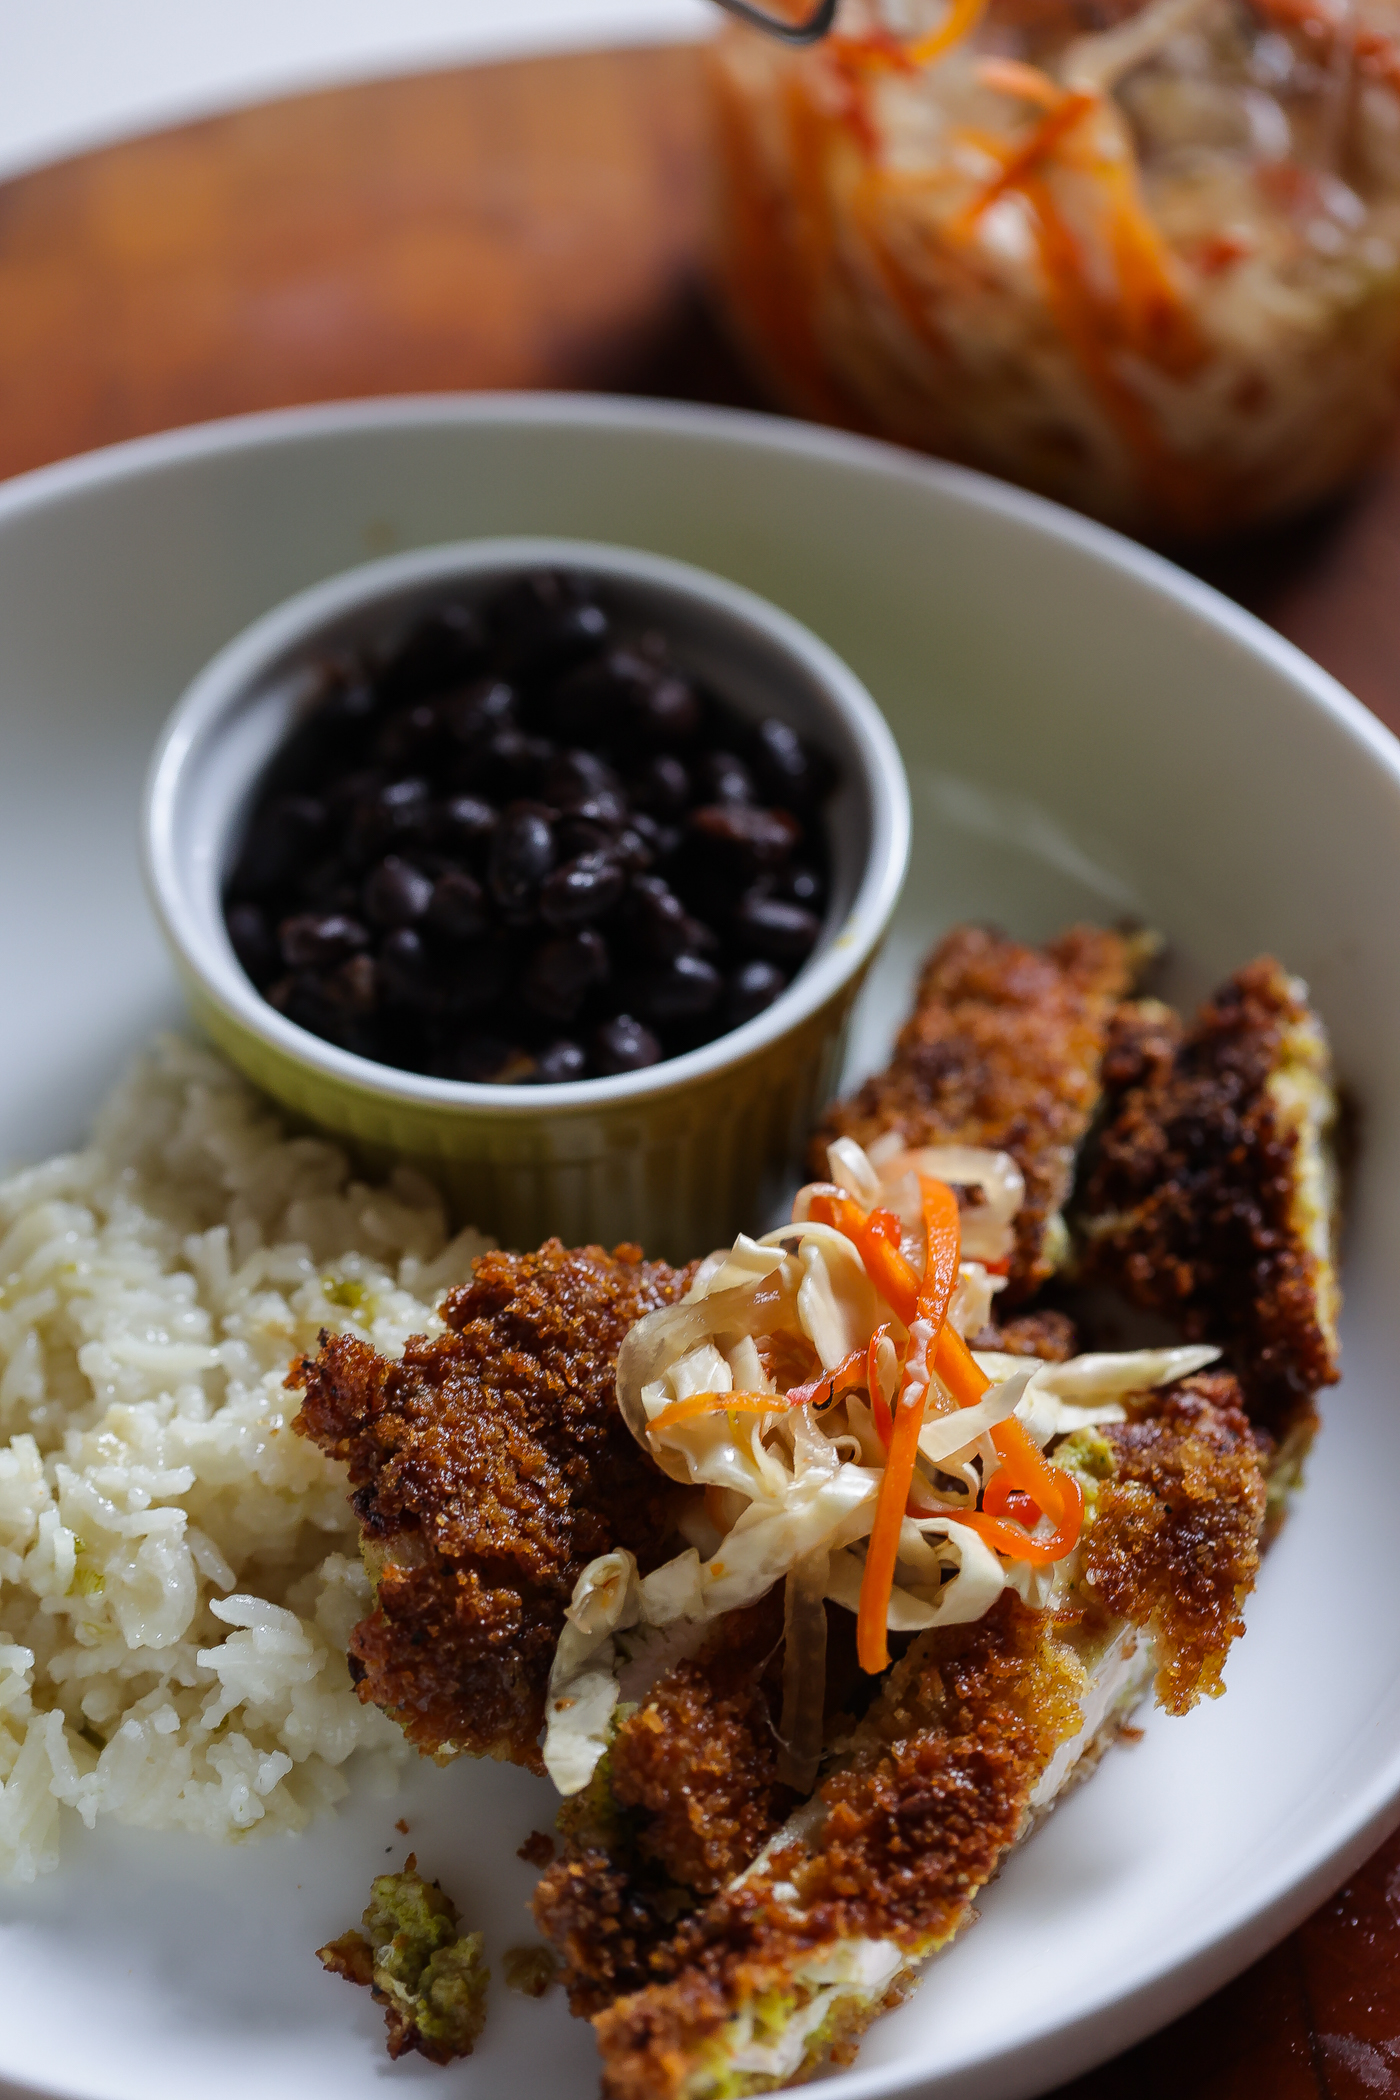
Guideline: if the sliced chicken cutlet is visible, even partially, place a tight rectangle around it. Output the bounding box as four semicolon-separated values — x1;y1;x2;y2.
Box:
289;1239;693;1770
1078;958;1341;1447
567;1372;1264;2100
814;924;1152;1302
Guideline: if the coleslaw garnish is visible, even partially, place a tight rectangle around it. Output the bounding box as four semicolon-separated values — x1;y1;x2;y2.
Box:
541;1136;1222;1794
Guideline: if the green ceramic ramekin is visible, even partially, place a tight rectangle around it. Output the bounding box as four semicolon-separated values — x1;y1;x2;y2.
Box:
143;538;910;1260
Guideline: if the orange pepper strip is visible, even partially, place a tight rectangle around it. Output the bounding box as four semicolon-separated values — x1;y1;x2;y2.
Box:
982;1473;1041;1527
905;0;988;67
788;1344;869;1415
934;1322;1084;1554
806;1192;921;1326
974;56;1062;108
646;1390;784;1435
857;1179;962;1675
957;1485;1084;1564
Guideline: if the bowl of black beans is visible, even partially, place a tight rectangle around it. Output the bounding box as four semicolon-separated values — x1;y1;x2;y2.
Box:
145;538;910;1257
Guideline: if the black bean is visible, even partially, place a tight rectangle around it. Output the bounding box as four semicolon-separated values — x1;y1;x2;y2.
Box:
488;572;610;674
634;673;701;746
728;958;787;1026
268;664;378;787
775;864;825;909
442;679;517;749
752;716;827;806
532;1039;588;1084
231;795;329;894
435;794;498;858
363;856;434;929
441;940;507;1013
374;702;442;768
481;729;556;796
446;1033;534;1084
626;812;680;863
625;874;691;960
594;1014;663;1075
554;816;619;863
427;868;487;942
610;826;655;872
377;927;435;1008
227;902;277;982
489;805;555;909
327;952;379;1017
627;953;722;1023
734;891;822;962
523;930;610;1021
631;754;690;817
545;749;622;807
539;853;627;929
380;603;489;707
696;752;755;805
351;778;433;859
278;912;369;970
689;803;800;873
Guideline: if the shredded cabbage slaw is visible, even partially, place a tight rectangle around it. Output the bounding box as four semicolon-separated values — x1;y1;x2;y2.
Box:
542;1137;1218;1794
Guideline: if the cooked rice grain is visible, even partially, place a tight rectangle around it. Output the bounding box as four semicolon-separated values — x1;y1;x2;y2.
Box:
0;1036;493;1881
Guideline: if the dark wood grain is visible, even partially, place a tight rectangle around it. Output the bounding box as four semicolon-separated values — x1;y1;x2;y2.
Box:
2;43;1398;2097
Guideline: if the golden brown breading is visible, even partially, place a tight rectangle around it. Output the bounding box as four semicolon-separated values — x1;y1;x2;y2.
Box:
541;1371;1266;2096
289;1240;692;1770
536;1593;798;2018
969;1308;1079;1360
1079;958;1341;1434
1079;1371;1266;1713
814;924;1148;1301
590;1597;1086;2100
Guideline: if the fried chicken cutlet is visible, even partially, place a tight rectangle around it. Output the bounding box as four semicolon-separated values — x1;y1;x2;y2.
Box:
1078;959;1341;1444
814;924;1152;1301
544;1371;1265;2099
290;1240;693;1769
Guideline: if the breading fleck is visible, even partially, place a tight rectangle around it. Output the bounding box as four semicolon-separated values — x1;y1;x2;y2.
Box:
815;924;1149;1300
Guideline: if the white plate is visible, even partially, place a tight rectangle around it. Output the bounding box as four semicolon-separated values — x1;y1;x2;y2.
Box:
2;395;1398;2100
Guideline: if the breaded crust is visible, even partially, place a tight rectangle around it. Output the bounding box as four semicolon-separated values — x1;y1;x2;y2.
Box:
545;1373;1265;2094
969;1308;1078;1360
814;924;1146;1302
1079;958;1341;1432
590;1597;1086;2100
1080;1371;1266;1713
536;1591;797;2017
289;1240;692;1770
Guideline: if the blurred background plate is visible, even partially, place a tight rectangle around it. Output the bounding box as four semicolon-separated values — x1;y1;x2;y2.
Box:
1;394;1398;2100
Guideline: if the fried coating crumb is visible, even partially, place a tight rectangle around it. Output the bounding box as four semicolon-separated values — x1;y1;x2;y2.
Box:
503;1945;558;1997
518;1829;556;1868
540;1372;1264;2092
591;1597;1085;2100
290;1240;693;1769
536;1593;797;2017
317;1854;488;2064
815;924;1149;1301
1077;1371;1267;1714
970;1308;1078;1360
1079;959;1341;1432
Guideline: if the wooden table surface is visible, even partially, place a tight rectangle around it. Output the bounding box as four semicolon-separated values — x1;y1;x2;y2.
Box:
3;44;1398;2097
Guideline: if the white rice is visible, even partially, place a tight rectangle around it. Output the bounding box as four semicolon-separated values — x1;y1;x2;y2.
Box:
0;1035;493;1883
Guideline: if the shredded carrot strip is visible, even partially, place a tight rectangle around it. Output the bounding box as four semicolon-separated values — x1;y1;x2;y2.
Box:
952;89;1097;235
958;1478;1084;1564
974;56;1061;108
933;1323;1084;1556
647;1390;783;1435
806;1191;921;1325
906;0;987;67
857;1179;961;1675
